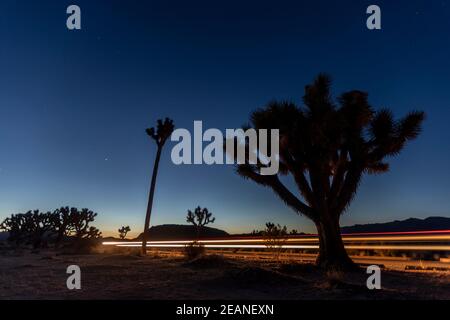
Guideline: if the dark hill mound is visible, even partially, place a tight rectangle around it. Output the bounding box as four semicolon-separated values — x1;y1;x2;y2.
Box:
135;224;229;240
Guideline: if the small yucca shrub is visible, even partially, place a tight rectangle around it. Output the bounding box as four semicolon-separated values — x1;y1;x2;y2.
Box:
184;241;205;260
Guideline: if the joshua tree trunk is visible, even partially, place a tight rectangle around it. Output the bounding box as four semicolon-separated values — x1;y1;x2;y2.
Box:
141;146;162;255
314;213;356;271
196;225;201;240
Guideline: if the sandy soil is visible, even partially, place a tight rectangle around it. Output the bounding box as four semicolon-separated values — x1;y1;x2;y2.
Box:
1;249;449;300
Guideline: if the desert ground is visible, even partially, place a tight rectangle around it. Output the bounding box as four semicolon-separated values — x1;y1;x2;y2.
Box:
1;247;449;300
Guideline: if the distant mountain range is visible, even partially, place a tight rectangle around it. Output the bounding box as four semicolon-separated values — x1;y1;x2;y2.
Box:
341;217;450;234
135;224;229;240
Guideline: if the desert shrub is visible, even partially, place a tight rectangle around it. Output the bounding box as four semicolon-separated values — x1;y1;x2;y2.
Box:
0;210;54;248
26;210;54;248
184;241;205;260
1;214;27;245
118;226;131;239
0;207;101;249
70;209;101;240
51;207;74;245
250;229;263;235
263;222;288;261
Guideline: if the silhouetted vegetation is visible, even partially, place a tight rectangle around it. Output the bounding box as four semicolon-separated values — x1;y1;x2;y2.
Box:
250;229;264;236
118;226;131;239
250;226;299;236
0;207;101;250
52;207;74;246
186;206;215;239
70;208;101;240
235;74;425;271
183;207;215;259
184;241;205;260
262;222;288;260
142;118;175;255
0;210;53;248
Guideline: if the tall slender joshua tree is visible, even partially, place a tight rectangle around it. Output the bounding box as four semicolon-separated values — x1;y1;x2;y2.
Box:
235;74;425;271
141;118;175;255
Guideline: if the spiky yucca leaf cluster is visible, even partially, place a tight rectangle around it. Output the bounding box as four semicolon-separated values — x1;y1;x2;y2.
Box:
146;118;175;147
236;74;425;220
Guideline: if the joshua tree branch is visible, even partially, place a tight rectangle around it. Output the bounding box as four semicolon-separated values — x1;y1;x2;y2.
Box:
328;150;348;207
333;164;363;215
237;165;315;220
293;171;316;207
308;163;328;214
280;150;315;207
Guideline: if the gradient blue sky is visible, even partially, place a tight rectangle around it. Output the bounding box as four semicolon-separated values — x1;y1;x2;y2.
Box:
0;0;449;236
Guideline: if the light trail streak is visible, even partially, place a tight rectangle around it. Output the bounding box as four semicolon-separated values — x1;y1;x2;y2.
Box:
102;233;450;246
102;230;450;252
340;229;450;236
111;243;450;251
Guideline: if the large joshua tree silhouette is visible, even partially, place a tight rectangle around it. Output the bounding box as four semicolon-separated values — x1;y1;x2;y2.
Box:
141;118;175;255
235;74;424;271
